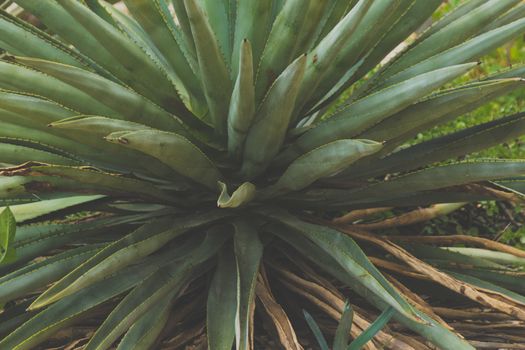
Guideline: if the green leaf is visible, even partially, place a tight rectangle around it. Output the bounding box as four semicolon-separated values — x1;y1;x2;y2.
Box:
323;160;525;208
0;251;175;350
82;0;118;25
217;182;256;209
13;0;122;79
116;289;174;350
380;0;521;81
106;130;222;189
295;0;373;113
8;213;152;268
231;0;273;79
49;115;152;134
407;244;508;271
0;10;89;68
446;270;525;306
447;268;525;294
304;0;411;108
14;57;189;132
278;63;477;165
265;211;421;322
54;0;188;114
207;245;237;350
442;247;525;266
347;307;395;350
3;195;104;223
417;0;490;42
31;212;227;309
303;310;330;350
314;0;355;44
241;54;307;178
0;60;115;117
0;90;74;125
122;0;204;113
267;139;382;196
272;225;474;350
326;0;443;109
482;2;525;33
254;0;309;102
360;110;525;178
0;244;103;304
2;164;174;203
233;219;263;350
333;301;354;350
292;0;332;57
171;0;197;58
359;78;524;149
377;17;525;89
196;0;233;66
228;39;256;159
0;143;78;166
0;207;16;264
0;93;172;174
184;0;232;136
86;232;227;350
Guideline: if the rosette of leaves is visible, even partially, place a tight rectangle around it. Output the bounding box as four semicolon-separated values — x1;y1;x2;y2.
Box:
1;0;525;349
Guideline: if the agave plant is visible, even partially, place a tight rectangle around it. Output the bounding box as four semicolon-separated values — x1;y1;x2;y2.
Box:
2;0;525;349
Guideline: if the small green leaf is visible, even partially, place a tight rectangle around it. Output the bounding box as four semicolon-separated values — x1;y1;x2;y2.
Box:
333;301;353;350
0;207;16;265
348;307;395;350
303;309;329;350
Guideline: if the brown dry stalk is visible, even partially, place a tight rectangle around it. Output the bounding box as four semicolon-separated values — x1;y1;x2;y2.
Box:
468;340;525;349
255;274;303;350
337;227;525;321
348;203;466;230
332;207;393;225
277;248;343;298
467;183;525;204
432;307;511;321
368;257;430;280
388;234;525;259
273;265;345;312
449;321;525;330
